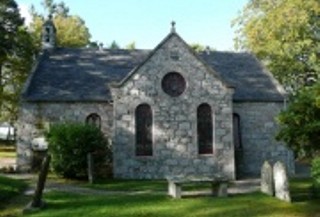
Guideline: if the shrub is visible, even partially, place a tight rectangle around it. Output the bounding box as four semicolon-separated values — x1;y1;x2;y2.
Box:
311;157;320;198
46;122;111;179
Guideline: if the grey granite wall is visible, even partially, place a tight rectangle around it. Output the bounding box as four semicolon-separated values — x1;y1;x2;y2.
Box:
16;102;113;171
233;102;294;177
112;34;235;179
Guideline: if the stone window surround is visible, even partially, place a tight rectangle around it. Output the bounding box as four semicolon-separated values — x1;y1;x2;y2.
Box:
197;103;214;155
161;72;187;97
195;103;216;156
158;70;189;99
86;113;102;129
131;100;156;159
128;100;217;159
135;103;153;157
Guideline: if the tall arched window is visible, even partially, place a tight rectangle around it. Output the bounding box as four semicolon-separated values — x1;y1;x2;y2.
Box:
233;113;242;150
135;104;153;156
197;103;213;154
86;113;101;129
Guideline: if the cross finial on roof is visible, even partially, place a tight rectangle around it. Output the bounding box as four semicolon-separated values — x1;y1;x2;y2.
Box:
171;21;176;33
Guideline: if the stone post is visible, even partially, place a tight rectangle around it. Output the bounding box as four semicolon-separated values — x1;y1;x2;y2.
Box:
31;154;51;208
87;153;94;184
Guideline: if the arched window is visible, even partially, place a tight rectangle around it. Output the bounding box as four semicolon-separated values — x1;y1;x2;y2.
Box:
135;104;153;156
197;103;213;154
86;113;101;129
233;113;242;150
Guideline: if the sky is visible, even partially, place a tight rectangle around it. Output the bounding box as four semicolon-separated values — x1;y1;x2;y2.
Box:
16;0;248;50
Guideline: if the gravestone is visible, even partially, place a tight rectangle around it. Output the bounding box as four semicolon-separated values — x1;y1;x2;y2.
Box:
261;161;274;196
273;161;291;202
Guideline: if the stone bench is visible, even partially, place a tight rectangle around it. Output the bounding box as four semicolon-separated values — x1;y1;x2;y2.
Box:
167;177;228;199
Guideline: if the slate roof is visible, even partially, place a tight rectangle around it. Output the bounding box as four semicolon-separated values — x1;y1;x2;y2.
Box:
22;47;285;102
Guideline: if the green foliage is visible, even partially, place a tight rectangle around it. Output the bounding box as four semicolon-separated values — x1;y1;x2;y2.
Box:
0;0;23;59
312;157;320;186
46;122;110;179
233;0;320;91
311;157;320;197
190;43;205;53
109;40;120;49
126;41;136;50
1;28;37;122
276;81;320;158
0;0;36;122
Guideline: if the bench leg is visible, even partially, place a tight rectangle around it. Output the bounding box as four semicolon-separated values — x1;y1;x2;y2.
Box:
217;182;228;197
168;182;181;199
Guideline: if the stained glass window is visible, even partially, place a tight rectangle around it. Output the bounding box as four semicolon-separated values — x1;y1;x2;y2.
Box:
135;104;153;156
161;72;186;97
197;103;213;154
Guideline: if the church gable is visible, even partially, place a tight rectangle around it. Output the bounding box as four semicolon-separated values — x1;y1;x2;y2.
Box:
115;30;232;101
112;28;235;179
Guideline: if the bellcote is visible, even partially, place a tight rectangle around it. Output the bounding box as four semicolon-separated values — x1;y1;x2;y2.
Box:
42;15;56;49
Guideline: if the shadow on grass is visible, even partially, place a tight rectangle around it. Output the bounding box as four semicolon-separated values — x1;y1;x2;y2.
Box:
24;191;320;217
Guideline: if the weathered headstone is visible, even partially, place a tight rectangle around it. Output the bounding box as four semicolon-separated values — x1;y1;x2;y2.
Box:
261;161;274;196
273;161;291;202
31;154;51;207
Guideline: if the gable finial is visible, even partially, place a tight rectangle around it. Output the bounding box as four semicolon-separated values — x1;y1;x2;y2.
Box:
171;21;176;33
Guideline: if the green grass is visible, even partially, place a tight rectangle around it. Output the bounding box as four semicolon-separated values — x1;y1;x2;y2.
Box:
85;179;167;191
0;151;16;158
23;192;320;217
21;178;320;217
1;175;320;217
85;179;215;192
0;175;29;217
0;144;16;158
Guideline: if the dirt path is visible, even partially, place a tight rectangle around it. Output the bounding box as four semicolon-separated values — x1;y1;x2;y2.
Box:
2;173;261;197
0;157;16;169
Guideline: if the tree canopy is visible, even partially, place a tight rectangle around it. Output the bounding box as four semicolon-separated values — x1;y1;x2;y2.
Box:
276;81;320;159
233;0;320;91
29;0;91;49
0;0;35;123
109;40;120;50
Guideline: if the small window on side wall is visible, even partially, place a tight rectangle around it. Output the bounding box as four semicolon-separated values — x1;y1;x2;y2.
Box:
197;103;213;154
233;113;242;150
86;113;101;129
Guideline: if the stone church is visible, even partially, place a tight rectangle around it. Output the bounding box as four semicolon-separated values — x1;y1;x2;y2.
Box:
17;19;294;179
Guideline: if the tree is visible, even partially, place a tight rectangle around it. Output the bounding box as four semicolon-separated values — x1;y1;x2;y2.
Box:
276;81;320;159
126;41;136;50
0;0;24;114
1;28;36;123
233;0;320;91
29;0;91;49
109;40;120;50
190;43;205;53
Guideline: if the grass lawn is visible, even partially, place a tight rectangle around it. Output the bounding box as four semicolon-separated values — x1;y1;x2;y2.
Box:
1;174;320;217
0;144;16;158
0;175;29;217
22;178;320;217
23;191;320;217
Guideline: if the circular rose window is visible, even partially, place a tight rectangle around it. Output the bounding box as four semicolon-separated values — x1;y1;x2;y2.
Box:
161;72;186;97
